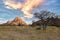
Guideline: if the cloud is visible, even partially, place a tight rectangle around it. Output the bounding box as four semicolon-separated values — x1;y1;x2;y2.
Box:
0;17;13;24
3;0;44;18
0;20;8;24
0;18;3;20
3;0;22;9
5;6;12;9
0;18;7;24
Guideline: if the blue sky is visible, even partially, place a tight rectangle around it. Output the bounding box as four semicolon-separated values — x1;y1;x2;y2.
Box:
0;0;60;24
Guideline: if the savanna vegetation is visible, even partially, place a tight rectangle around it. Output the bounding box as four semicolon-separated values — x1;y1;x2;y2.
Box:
0;10;60;40
0;26;60;40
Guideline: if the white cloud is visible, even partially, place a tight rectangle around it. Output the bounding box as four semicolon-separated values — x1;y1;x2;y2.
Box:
0;20;7;24
5;6;12;9
0;18;7;24
3;0;44;18
3;0;22;9
0;18;3;20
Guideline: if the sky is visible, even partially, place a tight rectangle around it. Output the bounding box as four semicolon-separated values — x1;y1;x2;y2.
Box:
0;0;60;24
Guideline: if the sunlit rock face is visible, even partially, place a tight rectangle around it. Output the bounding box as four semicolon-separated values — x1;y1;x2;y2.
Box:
7;17;27;26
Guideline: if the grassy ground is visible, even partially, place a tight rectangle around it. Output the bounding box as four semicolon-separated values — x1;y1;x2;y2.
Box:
0;26;60;40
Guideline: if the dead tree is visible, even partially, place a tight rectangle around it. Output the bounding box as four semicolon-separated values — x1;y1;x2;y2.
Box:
34;10;55;30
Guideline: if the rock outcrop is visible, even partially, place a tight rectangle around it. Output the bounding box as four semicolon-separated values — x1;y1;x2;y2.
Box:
6;17;27;26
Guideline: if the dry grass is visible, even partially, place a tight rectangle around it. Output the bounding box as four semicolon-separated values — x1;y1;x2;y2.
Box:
0;26;60;40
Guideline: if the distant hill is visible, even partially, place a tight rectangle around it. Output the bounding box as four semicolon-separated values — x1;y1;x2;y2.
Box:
1;17;27;26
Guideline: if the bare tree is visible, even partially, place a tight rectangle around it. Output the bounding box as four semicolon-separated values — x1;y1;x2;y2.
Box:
34;10;55;30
